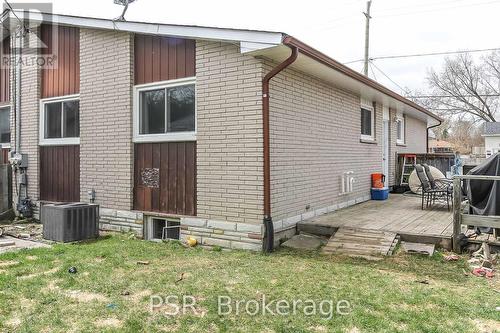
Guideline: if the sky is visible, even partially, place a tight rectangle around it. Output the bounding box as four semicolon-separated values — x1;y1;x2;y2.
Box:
12;0;500;95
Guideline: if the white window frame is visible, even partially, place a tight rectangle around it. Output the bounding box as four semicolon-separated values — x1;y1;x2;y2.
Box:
0;105;11;148
133;77;197;143
396;113;405;145
39;94;80;146
360;100;375;141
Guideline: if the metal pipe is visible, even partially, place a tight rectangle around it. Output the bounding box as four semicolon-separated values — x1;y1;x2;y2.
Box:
261;40;298;253
426;120;442;153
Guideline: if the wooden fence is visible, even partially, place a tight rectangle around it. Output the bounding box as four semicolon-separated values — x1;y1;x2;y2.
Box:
452;175;500;252
397;153;455;185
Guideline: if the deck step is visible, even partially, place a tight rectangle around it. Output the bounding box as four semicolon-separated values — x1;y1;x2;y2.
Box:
323;227;400;257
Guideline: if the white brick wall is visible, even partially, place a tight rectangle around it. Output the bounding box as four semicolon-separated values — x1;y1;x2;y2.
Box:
266;62;428;223
18;34;40;201
196;41;264;225
79;29;134;210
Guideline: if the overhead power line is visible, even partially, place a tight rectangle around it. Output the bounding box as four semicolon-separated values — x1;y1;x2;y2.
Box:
3;0;31;33
368;60;409;95
344;47;500;64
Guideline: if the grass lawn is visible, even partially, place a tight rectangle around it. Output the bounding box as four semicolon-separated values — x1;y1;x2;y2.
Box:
0;235;498;333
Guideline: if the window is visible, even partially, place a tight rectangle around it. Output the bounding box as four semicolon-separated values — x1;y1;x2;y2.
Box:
396;114;405;145
134;78;196;142
360;102;375;141
40;95;80;145
146;217;181;240
0;106;10;146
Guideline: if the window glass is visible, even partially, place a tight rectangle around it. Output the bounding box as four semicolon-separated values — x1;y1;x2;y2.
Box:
168;84;195;132
397;120;402;140
0;107;10;143
45;102;62;138
63;100;80;138
361;108;372;136
140;89;165;134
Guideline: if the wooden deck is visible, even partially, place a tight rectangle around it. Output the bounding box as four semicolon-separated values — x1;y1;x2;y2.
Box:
298;194;454;249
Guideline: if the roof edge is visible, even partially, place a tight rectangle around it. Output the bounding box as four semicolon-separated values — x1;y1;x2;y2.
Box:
282;35;442;123
3;10;284;45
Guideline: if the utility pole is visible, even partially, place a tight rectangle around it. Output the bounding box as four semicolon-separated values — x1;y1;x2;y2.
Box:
363;0;372;76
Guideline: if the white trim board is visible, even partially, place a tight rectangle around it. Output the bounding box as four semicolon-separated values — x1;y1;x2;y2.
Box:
5;11;284;47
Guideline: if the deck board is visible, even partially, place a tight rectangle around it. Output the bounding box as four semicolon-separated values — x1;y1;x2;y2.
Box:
301;194;453;238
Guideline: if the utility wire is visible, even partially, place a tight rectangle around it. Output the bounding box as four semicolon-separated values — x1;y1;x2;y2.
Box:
368;60;409;95
377;0;500;18
3;0;31;34
344;47;500;64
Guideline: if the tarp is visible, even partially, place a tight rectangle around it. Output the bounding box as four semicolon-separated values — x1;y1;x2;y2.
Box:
466;153;500;216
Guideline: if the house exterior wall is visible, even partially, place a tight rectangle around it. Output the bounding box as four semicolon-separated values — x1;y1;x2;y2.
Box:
195;41;264;225
396;115;428;154
18;33;41;203
267;63;429;236
485;136;500;156
267;63;383;233
8;25;432;251
79;28;134;212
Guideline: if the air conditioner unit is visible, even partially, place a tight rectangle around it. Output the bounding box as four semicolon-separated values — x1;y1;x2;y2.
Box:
42;203;99;242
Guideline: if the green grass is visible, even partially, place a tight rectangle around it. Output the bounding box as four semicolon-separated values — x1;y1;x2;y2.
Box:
0;235;498;333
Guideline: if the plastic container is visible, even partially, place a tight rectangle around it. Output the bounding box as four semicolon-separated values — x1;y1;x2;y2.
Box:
371;187;389;200
371;173;386;188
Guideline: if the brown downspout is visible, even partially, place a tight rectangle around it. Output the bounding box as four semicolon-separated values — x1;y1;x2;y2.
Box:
427;120;442;153
262;40;299;253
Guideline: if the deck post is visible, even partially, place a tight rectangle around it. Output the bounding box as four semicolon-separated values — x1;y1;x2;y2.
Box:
452;176;462;253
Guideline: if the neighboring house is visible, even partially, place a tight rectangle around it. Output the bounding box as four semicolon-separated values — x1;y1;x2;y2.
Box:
483;122;500;157
428;139;454;154
0;11;441;251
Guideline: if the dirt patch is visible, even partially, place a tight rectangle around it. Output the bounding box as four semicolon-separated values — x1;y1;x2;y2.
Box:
152;303;207;318
26;255;38;261
0;260;19;268
473;319;500;333
42;279;62;292
124;289;152;303
94;318;123;328
65;290;109;303
18;266;60;280
5;316;21;328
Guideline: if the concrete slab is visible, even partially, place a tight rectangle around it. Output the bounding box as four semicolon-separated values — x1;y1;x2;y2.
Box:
281;234;324;250
0;236;51;254
401;241;435;256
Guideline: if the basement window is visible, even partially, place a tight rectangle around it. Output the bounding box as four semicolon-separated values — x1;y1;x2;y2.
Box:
146;217;181;241
134;77;196;143
39;95;80;145
0;106;10;146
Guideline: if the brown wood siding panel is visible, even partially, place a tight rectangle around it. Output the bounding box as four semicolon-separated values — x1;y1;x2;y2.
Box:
0;37;10;103
41;25;80;98
134;35;195;85
39;145;80;202
1;148;9;164
134;142;196;216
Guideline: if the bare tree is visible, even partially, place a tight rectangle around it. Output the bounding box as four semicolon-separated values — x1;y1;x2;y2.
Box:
426;52;499;123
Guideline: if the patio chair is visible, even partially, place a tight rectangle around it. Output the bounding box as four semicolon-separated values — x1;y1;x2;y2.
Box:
415;164;451;211
422;164;453;192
